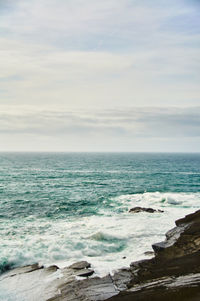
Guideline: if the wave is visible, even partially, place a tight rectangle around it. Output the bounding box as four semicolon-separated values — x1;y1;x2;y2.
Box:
88;231;124;242
0;259;15;275
2;191;200;279
161;196;182;205
114;192;200;210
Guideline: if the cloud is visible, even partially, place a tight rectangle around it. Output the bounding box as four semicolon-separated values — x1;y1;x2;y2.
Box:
0;105;199;152
0;36;199;108
0;106;200;137
0;0;199;151
0;0;199;109
0;106;200;152
1;0;199;45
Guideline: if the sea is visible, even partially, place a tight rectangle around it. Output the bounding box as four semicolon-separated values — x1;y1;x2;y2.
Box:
0;152;200;277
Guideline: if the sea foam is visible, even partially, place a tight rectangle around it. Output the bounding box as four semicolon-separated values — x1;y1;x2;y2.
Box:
1;192;200;277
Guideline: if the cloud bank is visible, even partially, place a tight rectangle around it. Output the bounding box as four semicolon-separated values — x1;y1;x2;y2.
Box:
0;106;199;152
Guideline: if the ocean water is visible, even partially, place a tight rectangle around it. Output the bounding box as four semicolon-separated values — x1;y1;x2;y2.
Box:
0;152;200;277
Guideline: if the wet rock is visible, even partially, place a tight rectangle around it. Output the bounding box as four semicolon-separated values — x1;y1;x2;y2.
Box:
67;261;94;278
68;261;91;270
144;251;154;256
75;268;94;277
17;263;44;274
111;268;132;291
7;263;44;278
129;206;164;213
46;265;59;273
47;274;119;301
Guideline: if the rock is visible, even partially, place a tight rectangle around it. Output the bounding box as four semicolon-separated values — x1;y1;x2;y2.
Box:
6;263;44;278
107;273;200;301
144;251;154;256
47;275;119;301
17;263;44;274
65;261;94;277
75;269;94;277
0;263;59;301
45;265;59;272
129;206;164;213
67;261;94;278
68;261;91;270
123;209;200;300
111;268;132;291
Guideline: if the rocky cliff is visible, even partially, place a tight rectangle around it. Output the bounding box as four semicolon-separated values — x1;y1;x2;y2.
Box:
1;210;200;301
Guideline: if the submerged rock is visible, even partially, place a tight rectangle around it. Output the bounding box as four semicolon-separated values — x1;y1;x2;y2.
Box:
129;206;164;213
1;210;200;300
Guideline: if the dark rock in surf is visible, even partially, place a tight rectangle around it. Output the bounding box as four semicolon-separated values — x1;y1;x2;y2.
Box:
129;206;164;213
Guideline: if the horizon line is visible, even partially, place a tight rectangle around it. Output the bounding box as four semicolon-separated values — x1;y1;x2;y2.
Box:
0;151;200;154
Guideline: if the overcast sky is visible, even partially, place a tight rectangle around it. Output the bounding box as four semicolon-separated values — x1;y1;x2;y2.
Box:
0;0;200;151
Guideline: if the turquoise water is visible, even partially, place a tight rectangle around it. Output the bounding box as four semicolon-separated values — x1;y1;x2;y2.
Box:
1;152;200;275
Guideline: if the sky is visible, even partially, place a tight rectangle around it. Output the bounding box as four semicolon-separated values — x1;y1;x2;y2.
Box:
0;0;200;152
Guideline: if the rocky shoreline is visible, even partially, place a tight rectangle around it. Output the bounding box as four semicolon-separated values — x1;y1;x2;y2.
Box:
1;210;200;300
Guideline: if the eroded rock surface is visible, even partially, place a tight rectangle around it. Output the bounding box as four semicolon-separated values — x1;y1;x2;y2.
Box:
109;209;200;300
1;210;200;301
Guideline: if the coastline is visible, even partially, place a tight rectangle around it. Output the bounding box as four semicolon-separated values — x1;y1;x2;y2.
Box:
1;209;200;300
